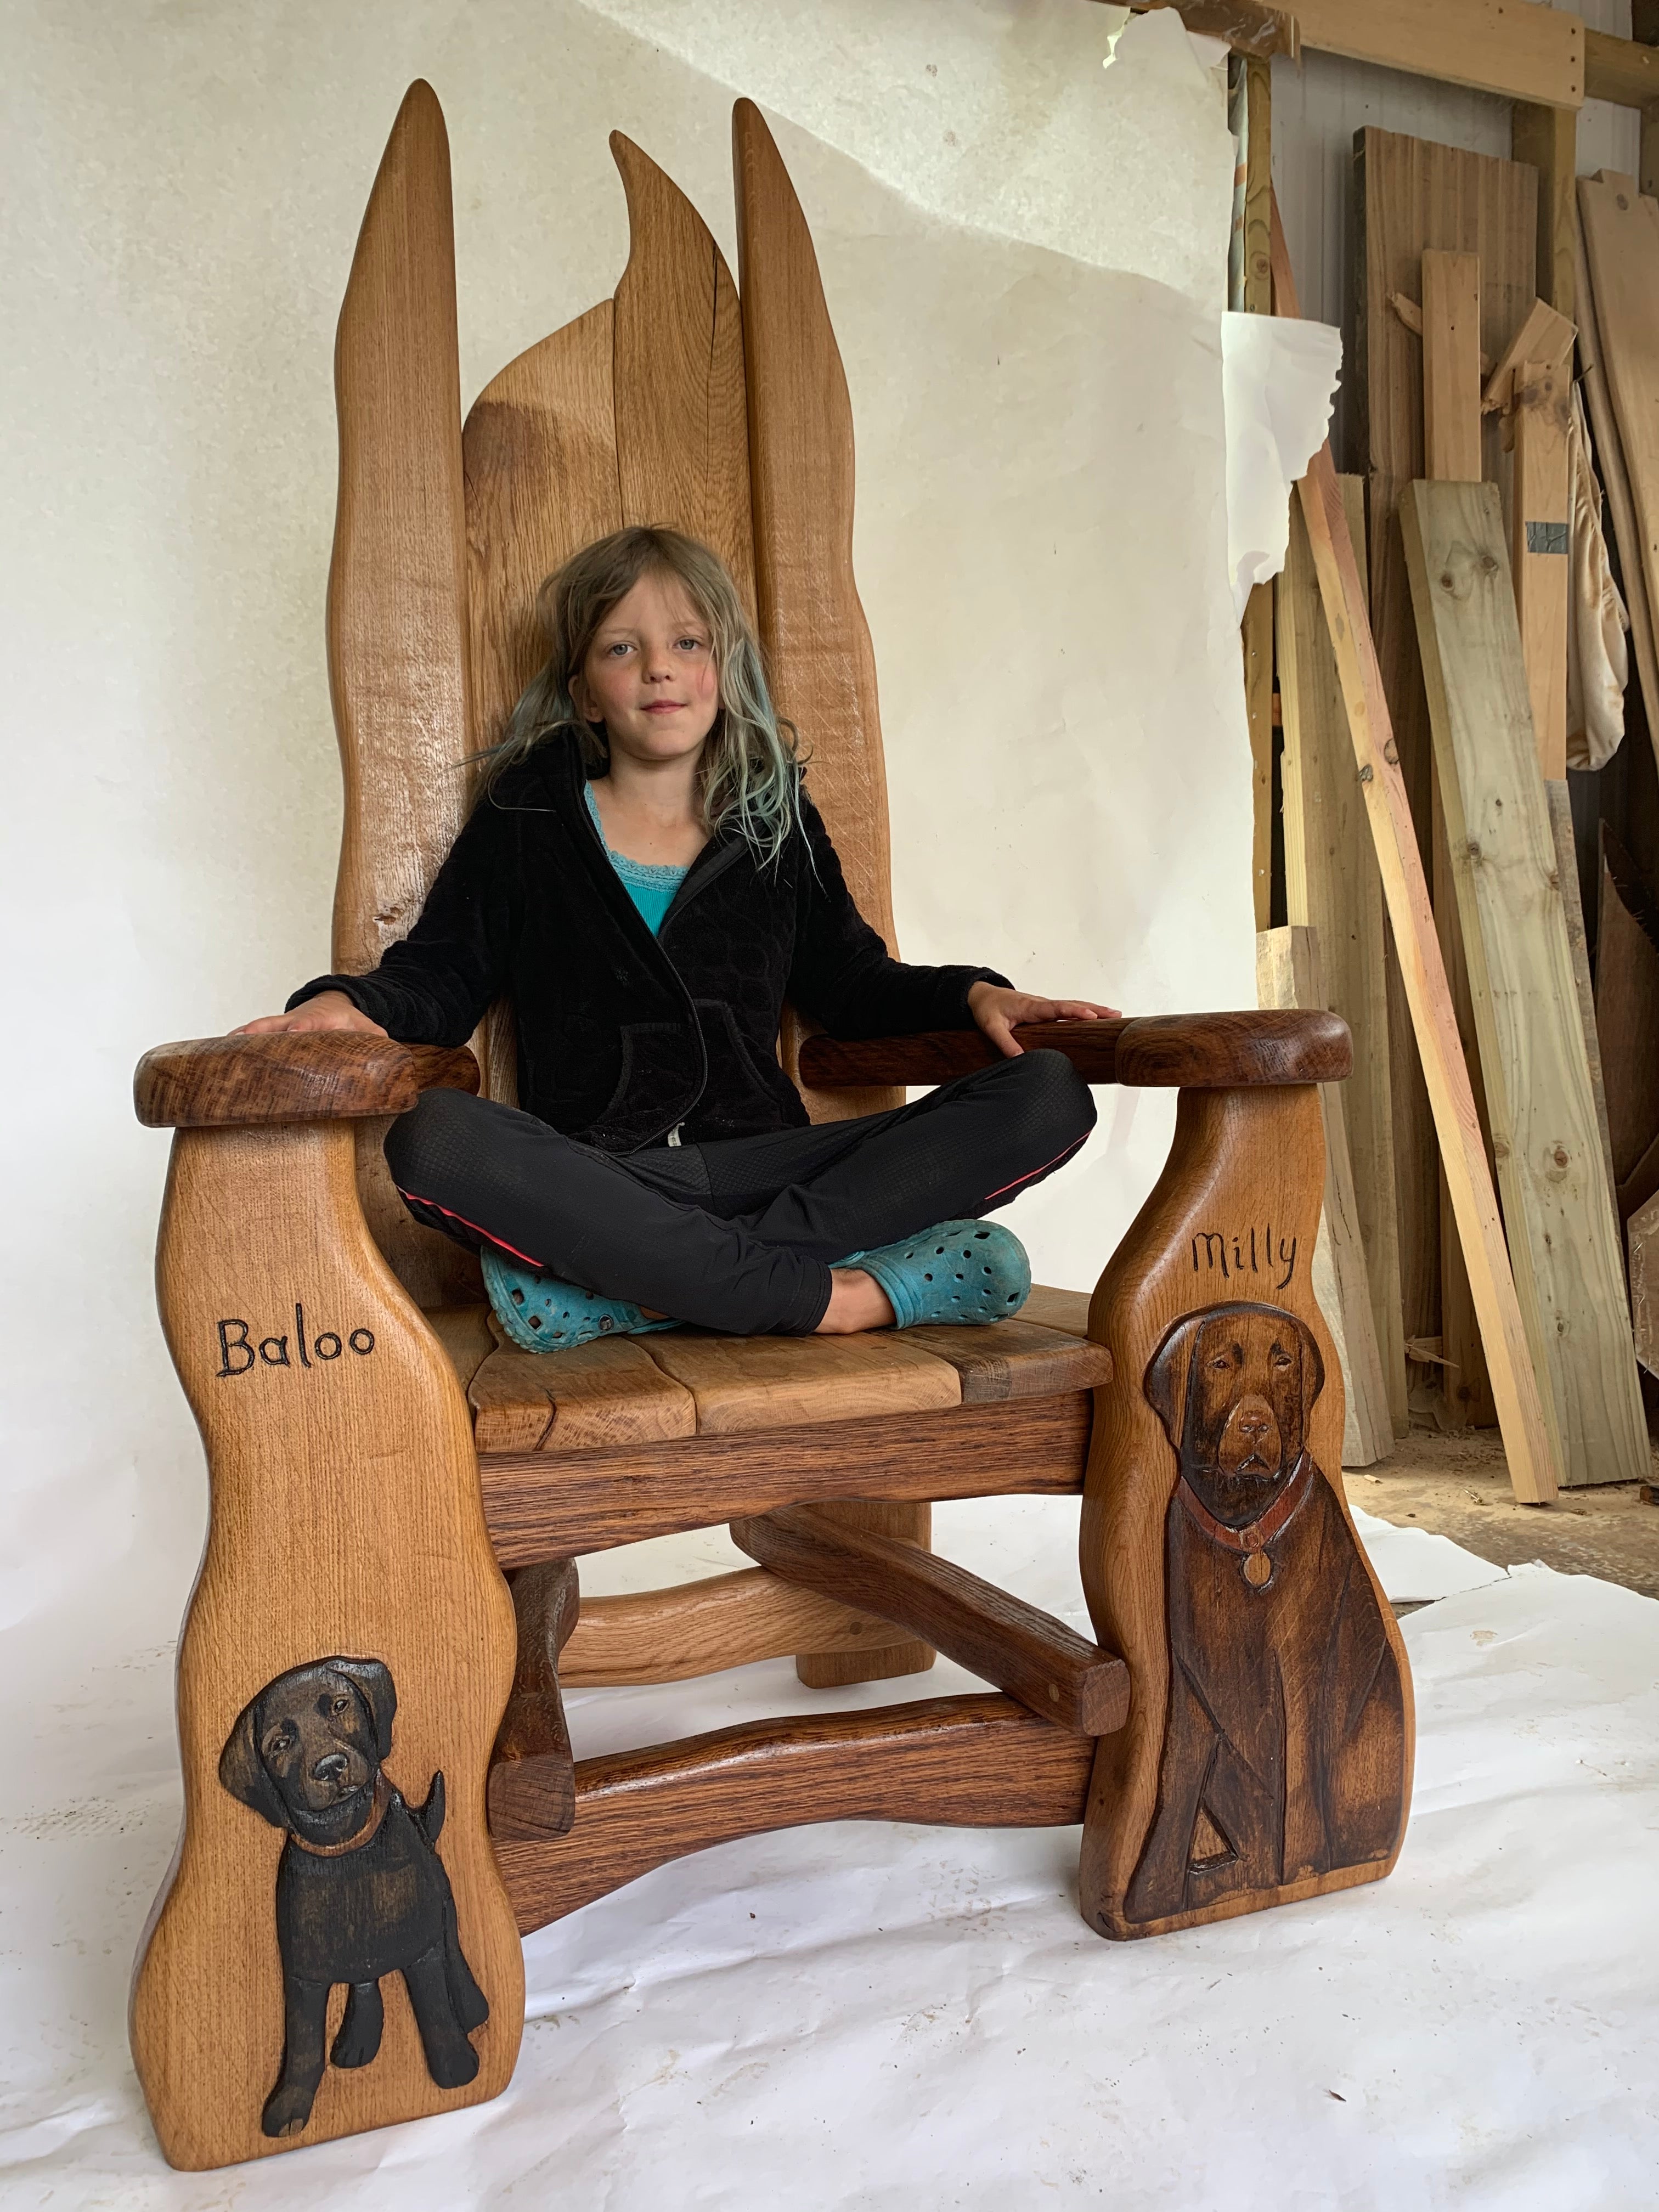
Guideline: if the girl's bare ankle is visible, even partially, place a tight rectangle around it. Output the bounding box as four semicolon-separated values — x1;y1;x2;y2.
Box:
815;1267;894;1335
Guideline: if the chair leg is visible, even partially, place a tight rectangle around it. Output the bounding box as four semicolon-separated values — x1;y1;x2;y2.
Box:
488;1560;580;1840
128;1121;524;2169
1077;1084;1414;1940
793;1502;936;1686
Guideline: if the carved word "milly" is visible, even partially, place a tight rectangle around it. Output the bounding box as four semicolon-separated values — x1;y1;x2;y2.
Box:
1190;1224;1299;1291
216;1304;376;1379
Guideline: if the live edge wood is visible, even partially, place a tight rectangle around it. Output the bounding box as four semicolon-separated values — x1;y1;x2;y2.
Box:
732;1506;1128;1735
798;1013;1351;1093
479;1390;1092;1565
495;1696;1097;1934
134;1036;480;1130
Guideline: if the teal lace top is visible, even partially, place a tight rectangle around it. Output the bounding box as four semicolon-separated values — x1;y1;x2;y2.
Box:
584;781;689;936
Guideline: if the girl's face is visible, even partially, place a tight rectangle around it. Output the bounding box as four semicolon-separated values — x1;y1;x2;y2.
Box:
572;569;721;768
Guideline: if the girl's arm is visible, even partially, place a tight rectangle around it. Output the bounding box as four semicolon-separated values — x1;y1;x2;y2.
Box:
234;785;523;1045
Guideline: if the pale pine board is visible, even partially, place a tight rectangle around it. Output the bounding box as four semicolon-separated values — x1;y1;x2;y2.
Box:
1278;477;1407;1434
1401;479;1647;1486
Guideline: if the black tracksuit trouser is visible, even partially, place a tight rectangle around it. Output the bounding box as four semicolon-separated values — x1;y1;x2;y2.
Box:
384;1048;1096;1336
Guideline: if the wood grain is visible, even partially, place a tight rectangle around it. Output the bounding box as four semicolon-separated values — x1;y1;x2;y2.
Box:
732;1506;1128;1735
610;133;755;617
1354;128;1538;1355
1256;927;1392;1467
1545;783;1617;1211
1585;23;1659;106
1277;479;1407;1434
1480;298;1576;411
1023;1284;1093;1336
560;1570;905;1686
134;1036;478;1131
488;1560;579;1843
887;1320;1113;1402
1510;105;1578;320
1402;479;1647;1488
425;1304;495;1395
1288;0;1583;108
129;1120;522;2168
496;1696;1097;1934
468;1337;697;1455
1421;250;1482;483
479;1390;1093;1564
1632;1189;1659;1379
1577;172;1659;786
733;97;899;1127
1275;191;1560;1506
1076;1081;1414;1940
1509;360;1572;780
797;1014;1351;1092
800;1021;1126;1088
641;1329;960;1433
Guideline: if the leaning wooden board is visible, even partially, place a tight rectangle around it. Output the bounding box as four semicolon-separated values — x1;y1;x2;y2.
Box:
1401;479;1647;1487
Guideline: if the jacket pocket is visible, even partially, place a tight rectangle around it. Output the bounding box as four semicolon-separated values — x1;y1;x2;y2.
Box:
693;1001;800;1130
589;1021;698;1138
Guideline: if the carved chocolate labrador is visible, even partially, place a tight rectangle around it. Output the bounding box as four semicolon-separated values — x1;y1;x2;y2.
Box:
1125;1301;1406;1925
219;1657;488;2138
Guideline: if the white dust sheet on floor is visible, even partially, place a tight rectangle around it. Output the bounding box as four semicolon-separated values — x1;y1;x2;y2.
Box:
4;1497;1657;2211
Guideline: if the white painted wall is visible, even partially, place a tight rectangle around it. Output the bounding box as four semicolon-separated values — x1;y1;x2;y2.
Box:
1;2;1250;1699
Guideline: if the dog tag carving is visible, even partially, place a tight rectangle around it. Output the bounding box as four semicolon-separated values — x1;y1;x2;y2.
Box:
1124;1301;1407;1925
219;1657;490;2140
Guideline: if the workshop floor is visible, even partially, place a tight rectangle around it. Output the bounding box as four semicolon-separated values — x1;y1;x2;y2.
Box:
1354;1420;1659;1601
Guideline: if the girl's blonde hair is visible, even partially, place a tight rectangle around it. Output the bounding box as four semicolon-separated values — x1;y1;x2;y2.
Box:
478;526;804;867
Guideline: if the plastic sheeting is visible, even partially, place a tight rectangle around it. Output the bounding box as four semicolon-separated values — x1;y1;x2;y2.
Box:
5;1499;1658;2209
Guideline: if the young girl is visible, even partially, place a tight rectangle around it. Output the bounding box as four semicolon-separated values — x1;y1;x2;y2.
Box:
236;527;1115;1351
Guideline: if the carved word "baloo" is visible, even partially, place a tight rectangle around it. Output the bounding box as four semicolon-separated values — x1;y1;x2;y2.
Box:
1190;1223;1299;1291
216;1303;376;1379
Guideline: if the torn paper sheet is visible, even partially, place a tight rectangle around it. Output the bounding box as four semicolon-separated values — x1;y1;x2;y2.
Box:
1566;380;1629;771
1222;309;1342;620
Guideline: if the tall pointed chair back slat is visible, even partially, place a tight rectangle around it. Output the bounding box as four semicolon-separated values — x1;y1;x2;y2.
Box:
733;98;901;1122
328;80;479;1300
611;133;757;615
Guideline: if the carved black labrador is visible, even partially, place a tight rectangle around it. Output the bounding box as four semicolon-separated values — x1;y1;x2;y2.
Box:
1126;1301;1406;1926
219;1656;488;2138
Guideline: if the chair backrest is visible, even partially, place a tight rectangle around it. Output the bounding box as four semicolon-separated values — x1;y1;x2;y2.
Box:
327;84;902;1292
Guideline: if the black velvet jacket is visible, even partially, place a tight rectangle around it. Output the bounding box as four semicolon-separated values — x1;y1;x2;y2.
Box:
290;732;1008;1153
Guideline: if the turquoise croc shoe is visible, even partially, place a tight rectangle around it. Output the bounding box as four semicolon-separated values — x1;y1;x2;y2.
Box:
850;1220;1031;1329
482;1249;680;1354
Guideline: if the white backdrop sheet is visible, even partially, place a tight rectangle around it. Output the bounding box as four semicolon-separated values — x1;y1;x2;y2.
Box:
4;1504;1659;2208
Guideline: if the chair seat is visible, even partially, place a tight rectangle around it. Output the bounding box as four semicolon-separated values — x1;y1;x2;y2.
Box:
426;1286;1107;1454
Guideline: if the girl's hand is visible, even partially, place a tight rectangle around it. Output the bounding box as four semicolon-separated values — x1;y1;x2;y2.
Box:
231;991;387;1039
966;981;1121;1059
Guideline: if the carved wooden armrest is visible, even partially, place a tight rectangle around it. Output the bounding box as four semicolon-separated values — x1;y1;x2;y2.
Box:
133;1032;481;1128
797;1010;1351;1091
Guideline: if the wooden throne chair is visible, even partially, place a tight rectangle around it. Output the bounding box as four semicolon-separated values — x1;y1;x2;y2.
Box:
127;83;1414;2170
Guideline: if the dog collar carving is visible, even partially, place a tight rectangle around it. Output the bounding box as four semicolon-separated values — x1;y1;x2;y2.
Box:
289;1770;395;1858
1177;1452;1314;1589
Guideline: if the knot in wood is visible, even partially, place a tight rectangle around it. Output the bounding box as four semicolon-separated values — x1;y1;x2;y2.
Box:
1383;741;1400;766
1479;554;1500;576
1465;839;1483;862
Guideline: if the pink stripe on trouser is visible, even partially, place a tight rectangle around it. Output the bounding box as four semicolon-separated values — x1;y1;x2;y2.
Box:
979;1132;1088;1205
394;1187;546;1269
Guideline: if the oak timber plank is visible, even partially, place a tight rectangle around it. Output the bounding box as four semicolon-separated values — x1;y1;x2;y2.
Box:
1355;129;1538;1358
610;133;755;619
642;1330;962;1434
479;1390;1093;1564
426;1303;495;1396
732;1505;1128;1735
560;1570;905;1686
888;1320;1113;1402
1256;926;1392;1468
1278;479;1407;1436
468;1336;697;1456
1509;107;1578;321
1577;173;1659;787
1273;193;1559;1506
1597;827;1659;1189
1546;783;1617;1212
1509;360;1572;780
1291;0;1582;108
1421;251;1482;483
734;98;900;1127
496;1696;1097;1934
1402;479;1647;1487
1023;1284;1092;1337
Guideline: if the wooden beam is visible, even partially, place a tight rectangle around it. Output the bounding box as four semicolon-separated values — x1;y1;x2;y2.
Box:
479;1390;1092;1564
1421;251;1482;482
1480;299;1575;414
1240;52;1273;930
497;1696;1097;1934
1401;478;1649;1489
731;1505;1130;1735
1509;106;1578;321
1508;360;1572;781
1288;0;1582;109
560;1568;905;1685
1278;478;1408;1435
1585;25;1659;108
1271;191;1560;1506
1256;927;1393;1465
